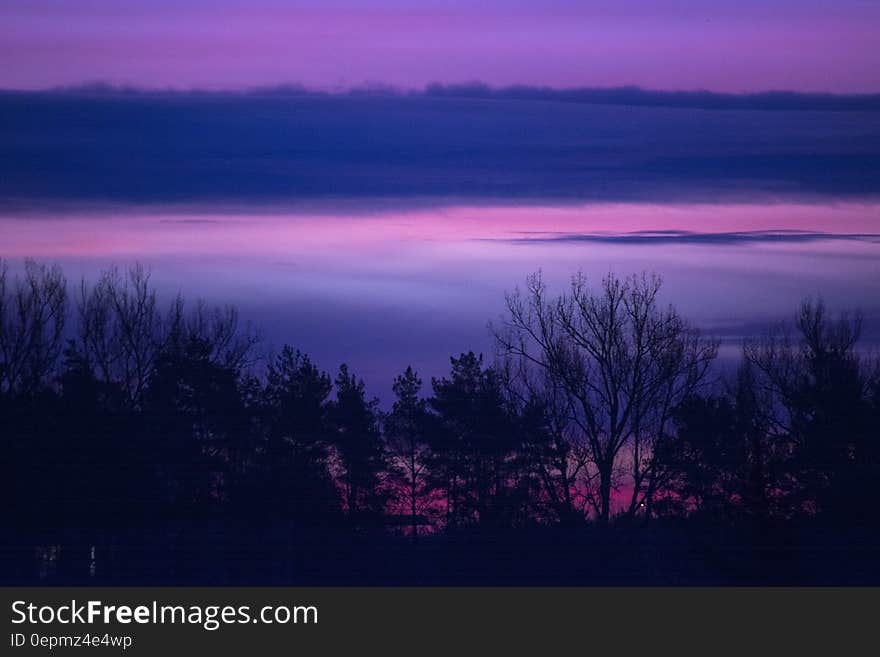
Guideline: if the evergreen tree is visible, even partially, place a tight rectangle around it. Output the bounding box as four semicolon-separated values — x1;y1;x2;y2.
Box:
329;364;389;525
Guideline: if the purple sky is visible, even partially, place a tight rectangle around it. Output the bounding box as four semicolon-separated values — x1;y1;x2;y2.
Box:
2;0;879;92
2;1;879;400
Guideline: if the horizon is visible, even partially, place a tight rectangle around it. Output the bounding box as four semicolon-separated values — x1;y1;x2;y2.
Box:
6;81;880;100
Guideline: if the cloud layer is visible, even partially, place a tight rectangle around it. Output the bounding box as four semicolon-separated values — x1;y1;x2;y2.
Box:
2;88;879;207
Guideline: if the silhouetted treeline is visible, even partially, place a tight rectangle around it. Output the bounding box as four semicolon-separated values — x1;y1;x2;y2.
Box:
1;261;878;584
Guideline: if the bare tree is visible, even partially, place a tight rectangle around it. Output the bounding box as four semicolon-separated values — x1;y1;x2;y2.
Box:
165;296;260;371
75;265;260;407
494;271;717;524
76;264;163;406
0;259;67;396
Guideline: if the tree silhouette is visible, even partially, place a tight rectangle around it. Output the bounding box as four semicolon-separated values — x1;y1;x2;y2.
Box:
746;299;878;520
2;259;879;584
253;346;337;523
429;352;523;528
0;259;67;397
385;367;434;538
495;272;718;523
502;366;591;526
329;364;389;525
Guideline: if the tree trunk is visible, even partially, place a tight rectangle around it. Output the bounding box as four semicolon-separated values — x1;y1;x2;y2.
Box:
598;468;612;525
410;475;418;542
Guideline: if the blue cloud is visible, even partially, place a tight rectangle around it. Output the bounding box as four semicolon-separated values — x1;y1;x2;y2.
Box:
2;86;879;208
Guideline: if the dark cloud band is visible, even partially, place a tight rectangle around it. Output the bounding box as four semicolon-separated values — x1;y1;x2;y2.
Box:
2;87;879;207
493;229;880;245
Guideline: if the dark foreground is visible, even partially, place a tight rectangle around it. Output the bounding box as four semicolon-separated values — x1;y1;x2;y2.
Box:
4;521;879;586
3;262;879;587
